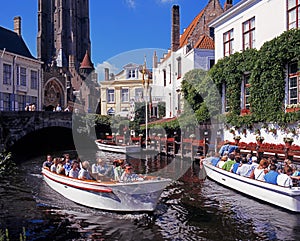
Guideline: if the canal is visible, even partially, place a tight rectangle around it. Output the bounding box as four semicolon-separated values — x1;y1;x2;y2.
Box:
1;150;300;240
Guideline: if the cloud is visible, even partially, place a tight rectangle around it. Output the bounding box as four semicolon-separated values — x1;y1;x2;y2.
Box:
125;0;136;8
95;61;120;82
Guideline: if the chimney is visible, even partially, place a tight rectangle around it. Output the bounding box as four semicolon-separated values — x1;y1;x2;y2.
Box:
171;5;180;52
104;68;109;81
224;0;233;11
14;16;22;36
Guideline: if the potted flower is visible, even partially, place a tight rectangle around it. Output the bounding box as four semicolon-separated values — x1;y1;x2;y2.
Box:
256;135;265;144
233;135;241;144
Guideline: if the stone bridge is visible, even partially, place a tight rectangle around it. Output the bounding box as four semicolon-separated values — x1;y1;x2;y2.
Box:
0;111;72;152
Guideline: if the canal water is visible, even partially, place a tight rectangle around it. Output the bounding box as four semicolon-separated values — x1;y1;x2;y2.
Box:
1;150;300;240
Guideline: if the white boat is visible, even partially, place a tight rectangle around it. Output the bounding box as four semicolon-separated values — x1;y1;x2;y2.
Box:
95;139;142;154
42;168;171;212
203;159;300;212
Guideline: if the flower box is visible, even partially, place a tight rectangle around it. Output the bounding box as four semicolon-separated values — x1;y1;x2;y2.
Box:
286;107;300;113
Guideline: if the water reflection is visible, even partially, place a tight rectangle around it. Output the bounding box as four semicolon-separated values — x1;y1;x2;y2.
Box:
1;151;300;240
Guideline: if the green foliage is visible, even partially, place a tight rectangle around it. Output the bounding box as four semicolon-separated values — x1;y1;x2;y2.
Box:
209;29;300;128
182;69;222;123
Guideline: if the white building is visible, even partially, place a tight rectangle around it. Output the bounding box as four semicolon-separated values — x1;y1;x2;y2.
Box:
0;17;42;111
209;0;300;144
100;63;151;119
210;0;288;61
152;1;229;118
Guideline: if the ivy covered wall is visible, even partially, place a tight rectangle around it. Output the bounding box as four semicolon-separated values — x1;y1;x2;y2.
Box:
209;29;300;129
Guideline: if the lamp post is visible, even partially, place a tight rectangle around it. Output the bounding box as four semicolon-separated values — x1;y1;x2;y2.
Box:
142;57;150;149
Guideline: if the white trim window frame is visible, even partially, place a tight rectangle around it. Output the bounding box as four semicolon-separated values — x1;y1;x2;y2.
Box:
3;63;12;85
107;89;115;103
242;17;255;50
121;88;129;103
223;29;234;57
288;0;300;30
288;61;299;104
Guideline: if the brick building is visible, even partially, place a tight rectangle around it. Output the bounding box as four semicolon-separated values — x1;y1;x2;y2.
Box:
37;0;99;112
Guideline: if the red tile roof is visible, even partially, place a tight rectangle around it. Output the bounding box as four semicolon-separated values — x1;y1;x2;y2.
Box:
80;50;94;69
179;9;205;48
194;35;215;50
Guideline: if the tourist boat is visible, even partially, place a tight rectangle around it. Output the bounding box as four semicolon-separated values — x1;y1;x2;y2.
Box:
42;167;171;212
203;158;300;212
95;139;142;154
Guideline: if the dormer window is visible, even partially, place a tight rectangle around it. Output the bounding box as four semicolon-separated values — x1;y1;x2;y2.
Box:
128;69;136;79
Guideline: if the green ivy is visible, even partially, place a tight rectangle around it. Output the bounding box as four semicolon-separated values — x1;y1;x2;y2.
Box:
210;29;300;128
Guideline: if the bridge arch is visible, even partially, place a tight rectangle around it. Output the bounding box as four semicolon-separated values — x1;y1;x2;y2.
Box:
0;111;73;153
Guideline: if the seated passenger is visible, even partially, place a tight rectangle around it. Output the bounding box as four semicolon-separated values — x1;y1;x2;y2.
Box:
50;158;59;172
69;161;80;178
120;165;143;182
210;153;221;166
43;155;53;170
264;164;279;184
236;157;252;177
222;153;236;171
277;166;293;187
92;157;109;175
113;159;125;181
63;155;72;176
78;161;93;180
230;155;243;174
251;159;269;181
56;158;66;175
217;156;227;168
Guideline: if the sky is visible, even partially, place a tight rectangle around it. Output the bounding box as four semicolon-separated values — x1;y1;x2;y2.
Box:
1;0;240;80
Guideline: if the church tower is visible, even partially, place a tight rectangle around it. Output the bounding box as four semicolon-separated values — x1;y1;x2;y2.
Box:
37;0;99;112
37;0;91;69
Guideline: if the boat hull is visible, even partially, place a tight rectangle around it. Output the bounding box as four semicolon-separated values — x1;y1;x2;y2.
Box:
42;168;171;212
203;159;300;212
95;140;141;154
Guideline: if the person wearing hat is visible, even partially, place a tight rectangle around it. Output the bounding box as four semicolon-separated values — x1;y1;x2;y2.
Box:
120;165;144;182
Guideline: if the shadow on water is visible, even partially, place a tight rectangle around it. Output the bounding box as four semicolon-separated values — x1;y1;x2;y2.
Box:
1;151;300;240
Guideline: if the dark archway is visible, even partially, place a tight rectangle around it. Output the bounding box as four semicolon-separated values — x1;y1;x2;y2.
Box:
9;127;75;161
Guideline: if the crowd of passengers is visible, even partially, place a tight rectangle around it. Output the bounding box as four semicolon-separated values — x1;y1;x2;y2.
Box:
209;144;300;187
42;154;144;182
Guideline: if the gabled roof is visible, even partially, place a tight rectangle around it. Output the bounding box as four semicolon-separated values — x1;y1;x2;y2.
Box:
123;63;141;69
194;34;215;49
0;26;35;59
179;9;205;48
80;50;94;69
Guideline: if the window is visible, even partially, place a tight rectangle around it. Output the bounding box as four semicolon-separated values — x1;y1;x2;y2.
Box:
121;88;129;102
163;69;166;86
177;57;182;79
223;29;234;57
243;74;251;110
243;17;255;50
135;88;143;101
18;95;26;111
107;89;115;103
3;64;12;85
128;69;136;79
288;62;299;104
31;70;38;90
288;0;300;30
2;93;11;111
20;67;27;86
